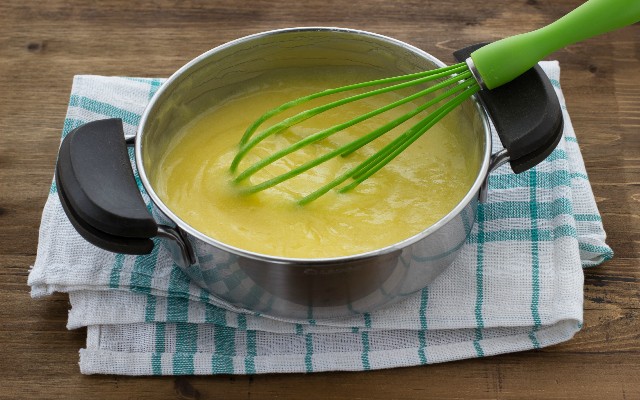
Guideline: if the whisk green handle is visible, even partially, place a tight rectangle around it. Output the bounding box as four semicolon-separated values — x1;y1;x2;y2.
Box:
471;0;640;90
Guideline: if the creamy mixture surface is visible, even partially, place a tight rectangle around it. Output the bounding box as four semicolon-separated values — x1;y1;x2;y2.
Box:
153;67;479;258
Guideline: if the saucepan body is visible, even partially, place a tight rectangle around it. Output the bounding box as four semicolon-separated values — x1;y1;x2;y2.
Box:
135;28;492;319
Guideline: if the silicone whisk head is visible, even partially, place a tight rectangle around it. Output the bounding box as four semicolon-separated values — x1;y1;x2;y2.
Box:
230;62;480;204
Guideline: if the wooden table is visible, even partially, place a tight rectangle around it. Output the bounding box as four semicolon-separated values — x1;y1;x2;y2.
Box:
1;1;638;398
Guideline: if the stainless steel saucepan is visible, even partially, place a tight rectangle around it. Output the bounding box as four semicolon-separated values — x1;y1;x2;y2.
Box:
55;28;562;319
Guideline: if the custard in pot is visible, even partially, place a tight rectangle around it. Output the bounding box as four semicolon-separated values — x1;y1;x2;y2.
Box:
153;66;480;258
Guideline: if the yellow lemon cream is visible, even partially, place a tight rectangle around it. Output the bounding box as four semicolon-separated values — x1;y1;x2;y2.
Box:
152;67;480;258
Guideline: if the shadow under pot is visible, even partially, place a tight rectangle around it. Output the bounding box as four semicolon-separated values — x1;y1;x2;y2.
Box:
54;28;563;320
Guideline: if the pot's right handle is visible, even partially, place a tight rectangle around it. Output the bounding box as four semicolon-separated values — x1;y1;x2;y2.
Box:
454;43;564;173
56;118;158;255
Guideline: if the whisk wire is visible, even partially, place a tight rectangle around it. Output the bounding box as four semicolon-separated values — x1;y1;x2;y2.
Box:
235;74;477;196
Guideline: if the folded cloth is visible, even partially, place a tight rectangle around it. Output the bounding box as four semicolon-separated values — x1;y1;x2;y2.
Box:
28;61;613;375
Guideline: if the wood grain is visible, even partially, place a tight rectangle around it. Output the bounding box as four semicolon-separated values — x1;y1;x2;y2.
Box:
0;0;638;399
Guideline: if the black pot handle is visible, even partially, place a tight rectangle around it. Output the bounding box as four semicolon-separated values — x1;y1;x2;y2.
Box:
56;118;158;254
454;43;564;173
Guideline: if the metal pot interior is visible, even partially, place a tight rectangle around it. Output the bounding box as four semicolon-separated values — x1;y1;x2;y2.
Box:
137;28;489;262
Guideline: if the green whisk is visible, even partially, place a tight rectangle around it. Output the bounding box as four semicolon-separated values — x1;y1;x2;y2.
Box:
231;0;640;205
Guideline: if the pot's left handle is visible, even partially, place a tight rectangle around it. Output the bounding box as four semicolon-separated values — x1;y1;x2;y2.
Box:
55;118;159;255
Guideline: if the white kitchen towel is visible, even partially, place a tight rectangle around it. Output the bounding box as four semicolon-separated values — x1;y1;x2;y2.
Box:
28;61;613;375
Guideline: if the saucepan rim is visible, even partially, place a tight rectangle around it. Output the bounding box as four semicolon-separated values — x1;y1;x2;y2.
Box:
134;26;492;265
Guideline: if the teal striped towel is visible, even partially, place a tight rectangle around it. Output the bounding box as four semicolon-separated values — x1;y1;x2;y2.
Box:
28;61;613;375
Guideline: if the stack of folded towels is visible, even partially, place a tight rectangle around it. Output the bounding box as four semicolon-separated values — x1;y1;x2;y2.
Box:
28;61;613;375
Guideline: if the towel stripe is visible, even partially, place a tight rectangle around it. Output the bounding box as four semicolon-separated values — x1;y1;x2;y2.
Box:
489;169;572;190
145;294;157;323
571;172;589;180
245;330;257;374
69;95;141;127
418;287;429;364
361;331;371;370
529;170;542;349
305;333;314;373
212;325;236;374
238;314;256;374
173;323;198;374
575;214;602;222
61;117;85;139
152;324;165;375
466;224;578;244
360;313;372;369
167;268;190;320
483;198;574;220
148;78;162;100
130;244;160;294
474;204;485;357
166;266;196;374
108;253;126;289
579;242;614;256
201;289;227;326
